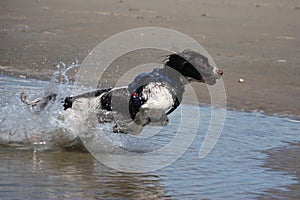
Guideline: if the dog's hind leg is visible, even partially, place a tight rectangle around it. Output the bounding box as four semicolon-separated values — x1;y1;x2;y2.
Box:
20;91;57;112
20;92;44;106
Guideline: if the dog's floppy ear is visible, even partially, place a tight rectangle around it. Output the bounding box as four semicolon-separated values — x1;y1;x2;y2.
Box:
165;54;186;71
165;53;203;81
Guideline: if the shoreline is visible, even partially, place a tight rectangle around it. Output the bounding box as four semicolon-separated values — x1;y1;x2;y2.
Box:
1;66;299;119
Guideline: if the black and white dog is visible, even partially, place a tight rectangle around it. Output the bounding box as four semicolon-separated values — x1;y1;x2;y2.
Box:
21;49;223;135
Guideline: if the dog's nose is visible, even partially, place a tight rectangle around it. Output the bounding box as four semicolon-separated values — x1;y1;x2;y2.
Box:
217;69;223;76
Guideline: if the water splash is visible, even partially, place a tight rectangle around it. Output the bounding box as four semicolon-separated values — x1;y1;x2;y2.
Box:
0;61;161;152
0;62;81;150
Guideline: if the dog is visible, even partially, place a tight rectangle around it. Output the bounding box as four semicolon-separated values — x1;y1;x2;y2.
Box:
21;49;223;135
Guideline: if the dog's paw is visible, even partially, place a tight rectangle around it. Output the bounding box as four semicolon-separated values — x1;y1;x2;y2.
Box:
134;108;169;126
113;122;143;135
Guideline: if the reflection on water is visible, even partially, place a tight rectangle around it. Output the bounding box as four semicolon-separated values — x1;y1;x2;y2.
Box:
0;149;169;200
0;75;300;199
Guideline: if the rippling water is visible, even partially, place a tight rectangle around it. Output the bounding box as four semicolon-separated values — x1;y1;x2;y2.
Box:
0;75;299;199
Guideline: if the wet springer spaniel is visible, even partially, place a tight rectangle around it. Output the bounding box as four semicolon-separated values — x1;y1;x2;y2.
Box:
21;50;223;135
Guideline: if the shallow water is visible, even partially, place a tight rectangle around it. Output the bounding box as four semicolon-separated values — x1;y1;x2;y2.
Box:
0;75;299;199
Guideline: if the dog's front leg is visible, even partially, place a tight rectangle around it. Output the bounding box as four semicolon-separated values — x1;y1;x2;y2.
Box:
134;108;169;127
113;122;144;135
114;108;169;135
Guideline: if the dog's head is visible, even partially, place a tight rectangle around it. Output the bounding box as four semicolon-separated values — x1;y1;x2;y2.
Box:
165;49;223;85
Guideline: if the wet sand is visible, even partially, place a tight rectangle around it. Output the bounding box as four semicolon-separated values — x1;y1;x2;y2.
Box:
0;0;299;116
259;142;300;199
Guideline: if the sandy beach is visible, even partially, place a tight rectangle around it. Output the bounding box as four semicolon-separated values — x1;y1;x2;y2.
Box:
0;0;299;116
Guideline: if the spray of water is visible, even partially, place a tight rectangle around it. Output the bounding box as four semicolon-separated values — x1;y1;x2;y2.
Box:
0;61;81;150
0;61;155;152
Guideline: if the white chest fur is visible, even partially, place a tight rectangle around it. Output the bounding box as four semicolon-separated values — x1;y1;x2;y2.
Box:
141;82;174;110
